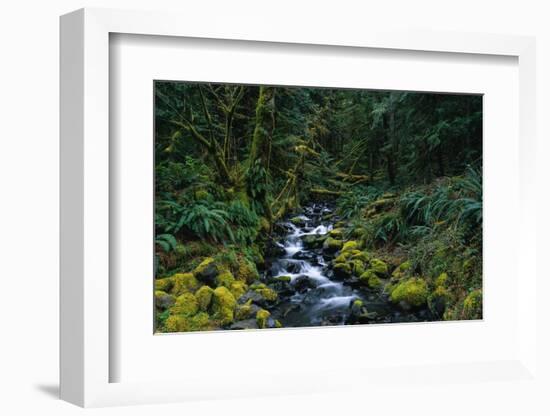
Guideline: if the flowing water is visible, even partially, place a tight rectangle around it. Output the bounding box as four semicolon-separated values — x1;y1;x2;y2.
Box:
264;203;433;327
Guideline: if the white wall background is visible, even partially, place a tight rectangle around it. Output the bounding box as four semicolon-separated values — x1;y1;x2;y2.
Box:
0;0;548;414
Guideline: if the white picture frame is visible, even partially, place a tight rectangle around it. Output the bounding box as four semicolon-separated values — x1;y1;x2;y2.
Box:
60;7;538;408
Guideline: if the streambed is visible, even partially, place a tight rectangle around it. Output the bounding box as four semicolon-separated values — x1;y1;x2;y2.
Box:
261;203;434;328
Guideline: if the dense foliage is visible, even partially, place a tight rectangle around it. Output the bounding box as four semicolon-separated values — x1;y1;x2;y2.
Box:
154;81;482;331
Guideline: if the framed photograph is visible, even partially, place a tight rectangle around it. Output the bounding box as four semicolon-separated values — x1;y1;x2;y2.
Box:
60;8;538;408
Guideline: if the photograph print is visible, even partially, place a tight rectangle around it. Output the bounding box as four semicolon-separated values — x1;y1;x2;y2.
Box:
154;81;482;333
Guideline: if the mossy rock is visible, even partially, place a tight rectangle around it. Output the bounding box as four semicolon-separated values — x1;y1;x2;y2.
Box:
329;228;344;239
289;216;306;226
230;281;248;300
216;270;236;288
391;260;412;281
155;290;176;310
334;252;351;263
235;299;261;320
369;258;388;276
341;240;359;252
256;309;271;329
164;312;212;332
237;257;260;284
462;289;482;319
155;277;174;293
274;275;291;283
302;234;325;249
251;283;278;303
435;272;449;287
170;292;199;316
350;259;365;276
359;270;381;289
211;286;237;325
351;227;366;238
390;278;428;309
323;237;343;253
171;273;199;296
350;251;370;263
333;262;352;279
194;257;219;287
195;285;214;311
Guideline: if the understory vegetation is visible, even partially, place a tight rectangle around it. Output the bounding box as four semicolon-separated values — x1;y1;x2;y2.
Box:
154;82;482;332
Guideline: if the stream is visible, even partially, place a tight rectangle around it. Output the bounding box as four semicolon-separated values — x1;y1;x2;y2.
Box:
263;203;434;327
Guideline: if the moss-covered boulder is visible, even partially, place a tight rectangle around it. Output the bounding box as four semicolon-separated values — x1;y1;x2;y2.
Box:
289;216;306;226
350;259;365;276
390;278;428;309
235;299;262;320
333;262;352;279
369;258;388;276
195;285;214;311
170;273;199;296
211;286;237;325
329;228;344;239
341;240;359;252
237;257;260;284
391;260;412;281
334;251;351;263
155;290;176;310
350;251;370;263
302;234;325;249
216;270;236;288
170;292;199;316
256;309;271;329
250;283;278;303
228;281;247;300
462;289;482;319
155;277;174;293
164;312;212;332
194;257;219;287
323;237;343;253
359;270;382;289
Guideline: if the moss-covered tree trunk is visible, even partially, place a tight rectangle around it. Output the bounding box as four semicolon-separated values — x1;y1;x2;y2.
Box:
247;86;276;225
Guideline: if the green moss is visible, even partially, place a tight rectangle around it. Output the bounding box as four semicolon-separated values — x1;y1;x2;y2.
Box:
235;300;254;320
274;320;283;328
259;216;271;233
164;312;213;332
435;272;449;287
333;262;352;277
211;286;237;325
391;260;411;280
341;240;359;252
195;285;214;311
390;278;428;307
463;289;482;319
256;309;271;329
369;258;388;275
274;275;291;283
155;277;173;292
216;270;236;288
252;283;278;302
329;228;344;238
350;251;370;262
236;257;259;284
323;237;343;252
170;292;199;316
194;189;210;200
230;281;248;300
359;270;381;289
334;252;351;263
171;273;199;296
350;259;365;276
352;299;363;309
155;290;176;310
290;216;305;225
